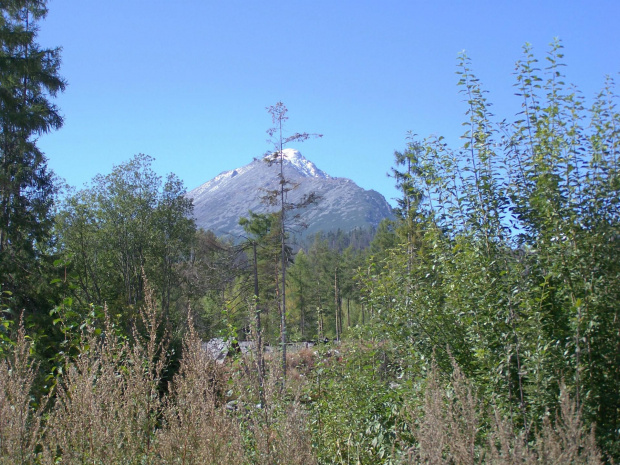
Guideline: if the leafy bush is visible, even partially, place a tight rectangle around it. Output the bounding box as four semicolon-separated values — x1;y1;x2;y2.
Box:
363;40;620;459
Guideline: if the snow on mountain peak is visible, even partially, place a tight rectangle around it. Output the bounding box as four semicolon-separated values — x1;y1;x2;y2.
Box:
188;149;394;239
279;148;330;179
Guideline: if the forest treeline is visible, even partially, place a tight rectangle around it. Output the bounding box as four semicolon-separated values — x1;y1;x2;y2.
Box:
1;1;619;463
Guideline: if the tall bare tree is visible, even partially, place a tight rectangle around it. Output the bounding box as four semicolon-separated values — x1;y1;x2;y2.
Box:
263;102;321;380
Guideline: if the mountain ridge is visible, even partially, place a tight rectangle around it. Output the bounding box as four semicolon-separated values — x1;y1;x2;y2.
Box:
188;149;393;241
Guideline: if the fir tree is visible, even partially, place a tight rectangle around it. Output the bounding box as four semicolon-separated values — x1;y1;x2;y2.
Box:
0;1;65;311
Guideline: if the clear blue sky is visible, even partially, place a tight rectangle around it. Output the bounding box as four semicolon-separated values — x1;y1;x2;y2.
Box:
37;0;620;207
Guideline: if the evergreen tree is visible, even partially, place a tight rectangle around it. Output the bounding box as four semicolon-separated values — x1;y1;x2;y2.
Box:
287;249;312;339
263;102;321;379
0;0;65;311
368;218;398;261
238;210;287;344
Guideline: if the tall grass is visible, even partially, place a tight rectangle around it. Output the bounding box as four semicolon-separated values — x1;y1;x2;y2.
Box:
1;291;315;464
401;359;602;465
0;318;45;465
155;312;245;464
0;298;605;464
40;288;167;463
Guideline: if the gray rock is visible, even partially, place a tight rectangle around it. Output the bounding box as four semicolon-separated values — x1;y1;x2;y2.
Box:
188;149;393;241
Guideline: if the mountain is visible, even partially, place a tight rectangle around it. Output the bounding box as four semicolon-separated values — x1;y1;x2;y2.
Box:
187;149;393;241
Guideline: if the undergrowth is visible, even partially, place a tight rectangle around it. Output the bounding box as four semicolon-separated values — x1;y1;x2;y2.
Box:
0;298;607;464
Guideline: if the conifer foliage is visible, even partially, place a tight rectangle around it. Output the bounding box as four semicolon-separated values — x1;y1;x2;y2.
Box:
0;0;65;310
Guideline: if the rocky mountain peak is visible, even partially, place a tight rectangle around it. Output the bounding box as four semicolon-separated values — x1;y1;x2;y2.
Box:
270;148;330;179
188;150;393;241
